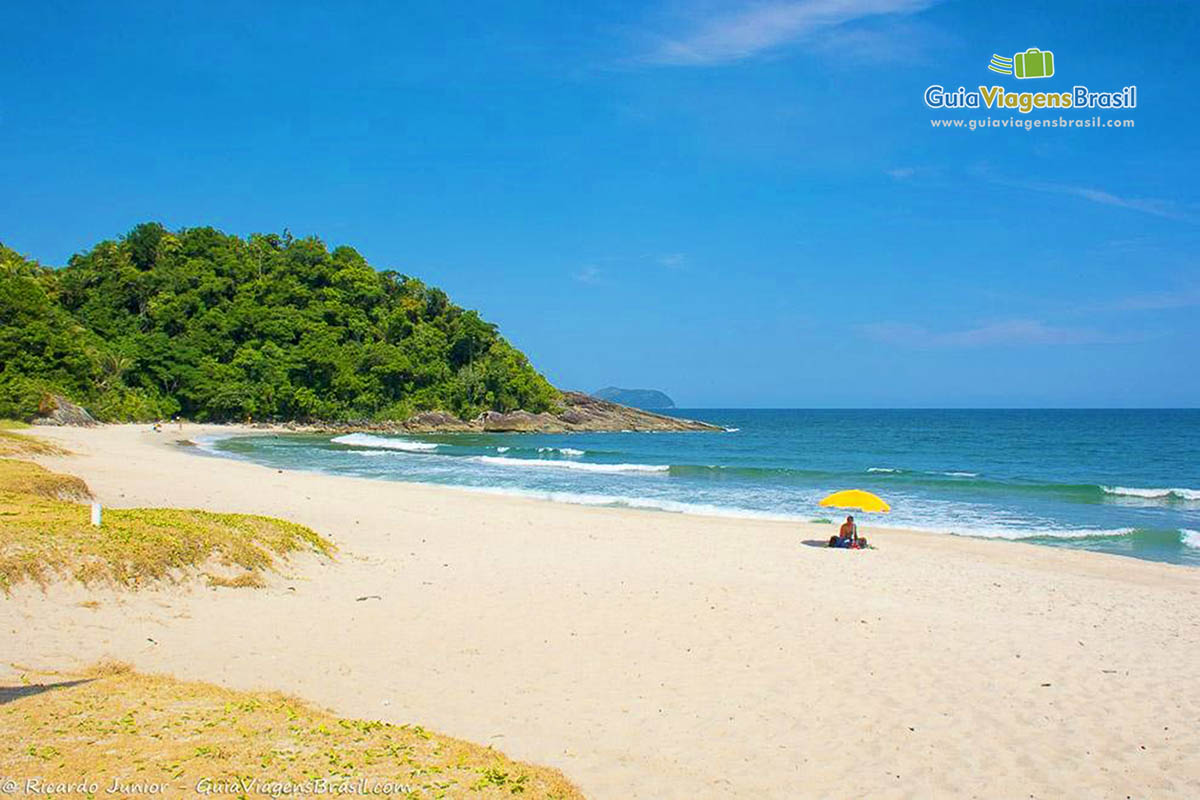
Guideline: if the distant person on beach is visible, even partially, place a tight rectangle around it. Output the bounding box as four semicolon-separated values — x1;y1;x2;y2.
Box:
838;516;858;546
827;516;867;549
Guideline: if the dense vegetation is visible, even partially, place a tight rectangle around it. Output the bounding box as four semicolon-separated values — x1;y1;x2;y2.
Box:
0;224;559;422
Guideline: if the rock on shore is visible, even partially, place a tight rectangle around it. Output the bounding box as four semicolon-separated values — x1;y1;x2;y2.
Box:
32;394;98;427
401;392;720;433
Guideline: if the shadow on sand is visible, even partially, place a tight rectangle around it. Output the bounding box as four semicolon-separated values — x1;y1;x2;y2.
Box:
0;678;93;706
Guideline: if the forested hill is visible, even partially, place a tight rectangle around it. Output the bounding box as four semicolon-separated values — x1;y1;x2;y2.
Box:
0;223;560;422
592;387;675;410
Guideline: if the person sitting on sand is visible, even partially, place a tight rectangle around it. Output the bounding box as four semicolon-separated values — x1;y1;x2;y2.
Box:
838;515;858;546
826;516;870;549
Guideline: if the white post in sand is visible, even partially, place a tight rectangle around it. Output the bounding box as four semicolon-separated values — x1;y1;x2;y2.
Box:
90;502;102;527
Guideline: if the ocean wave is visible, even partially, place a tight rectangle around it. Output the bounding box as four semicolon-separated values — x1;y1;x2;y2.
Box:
868;467;979;477
403;484;1197;551
1014;527;1200;555
191;433;238;456
473;456;669;474
1102;485;1200;501
316;435;1200;509
668;467;1194;506
1011;527;1136;540
724;427;740;432
863;520;1139;541
537;446;585;457
331;433;439;452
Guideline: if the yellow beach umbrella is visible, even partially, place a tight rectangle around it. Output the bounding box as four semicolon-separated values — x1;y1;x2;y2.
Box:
819;489;891;513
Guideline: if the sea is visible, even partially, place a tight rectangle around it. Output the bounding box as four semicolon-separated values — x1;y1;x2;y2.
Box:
199;409;1200;567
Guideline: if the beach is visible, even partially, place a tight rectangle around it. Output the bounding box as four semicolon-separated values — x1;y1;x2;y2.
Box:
3;423;1198;798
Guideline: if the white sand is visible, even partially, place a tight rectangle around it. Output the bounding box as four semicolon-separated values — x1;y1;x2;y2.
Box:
3;424;1198;798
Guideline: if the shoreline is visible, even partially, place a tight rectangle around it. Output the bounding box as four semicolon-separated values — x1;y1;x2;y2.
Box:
189;424;1198;569
3;423;1198;798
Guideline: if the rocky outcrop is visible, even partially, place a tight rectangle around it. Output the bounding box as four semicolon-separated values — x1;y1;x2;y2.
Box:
478;409;556;432
402;411;477;432
233;393;720;434
398;392;720;433
33;394;98;427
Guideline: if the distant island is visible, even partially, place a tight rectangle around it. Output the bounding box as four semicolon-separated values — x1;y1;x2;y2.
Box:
0;224;716;432
592;387;676;410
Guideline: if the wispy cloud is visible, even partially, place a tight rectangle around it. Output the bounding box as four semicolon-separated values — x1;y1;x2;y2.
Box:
1097;287;1200;312
886;166;915;179
859;319;1135;347
1052;185;1192;221
657;252;687;269
808;16;948;63
975;168;1198;223
642;0;939;66
573;265;602;285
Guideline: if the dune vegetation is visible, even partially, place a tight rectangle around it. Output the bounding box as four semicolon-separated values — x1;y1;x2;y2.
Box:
0;428;69;456
0;663;584;799
0;458;334;591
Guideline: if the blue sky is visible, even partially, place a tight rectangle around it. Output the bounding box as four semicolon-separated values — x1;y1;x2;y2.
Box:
2;1;1197;407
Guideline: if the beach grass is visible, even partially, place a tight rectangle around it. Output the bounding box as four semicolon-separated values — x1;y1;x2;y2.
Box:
0;459;334;591
0;419;33;430
0;458;91;501
0;663;584;799
0;428;68;456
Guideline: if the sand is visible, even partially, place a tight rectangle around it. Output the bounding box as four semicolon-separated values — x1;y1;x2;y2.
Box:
2;424;1198;798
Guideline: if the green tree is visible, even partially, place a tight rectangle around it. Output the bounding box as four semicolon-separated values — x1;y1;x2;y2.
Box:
0;226;560;422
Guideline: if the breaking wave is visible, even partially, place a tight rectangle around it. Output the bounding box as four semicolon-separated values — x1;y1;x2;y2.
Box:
331;433;439;452
473;456;669;474
1102;486;1200;502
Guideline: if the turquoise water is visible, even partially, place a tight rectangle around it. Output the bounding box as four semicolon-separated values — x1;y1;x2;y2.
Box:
203;409;1200;566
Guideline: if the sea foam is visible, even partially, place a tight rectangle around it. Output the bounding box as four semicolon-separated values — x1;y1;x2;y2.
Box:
537;446;585;457
467;486;805;521
191;433;237;455
331;433;439;452
1102;485;1200;501
474;456;668;474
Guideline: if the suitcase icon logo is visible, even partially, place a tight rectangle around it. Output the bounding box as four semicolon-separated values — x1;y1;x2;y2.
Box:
1014;48;1054;78
987;48;1055;79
